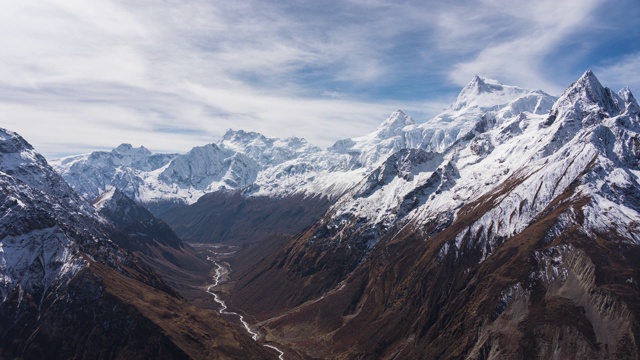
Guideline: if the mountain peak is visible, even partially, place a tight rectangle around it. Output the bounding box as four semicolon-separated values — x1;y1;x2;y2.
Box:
619;87;640;114
92;186;159;229
93;186;125;211
450;75;533;112
0;127;35;154
113;143;152;156
376;110;415;131
555;70;623;117
470;74;487;87
575;69;604;93
465;75;504;93
222;129;267;142
0;127;78;199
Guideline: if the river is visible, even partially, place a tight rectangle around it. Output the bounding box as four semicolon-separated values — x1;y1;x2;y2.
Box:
206;257;285;360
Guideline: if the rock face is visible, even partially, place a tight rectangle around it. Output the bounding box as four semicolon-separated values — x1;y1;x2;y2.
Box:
229;71;640;359
0;128;96;302
94;186;183;249
0;129;272;359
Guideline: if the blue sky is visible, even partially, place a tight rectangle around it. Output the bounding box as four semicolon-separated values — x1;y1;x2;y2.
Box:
1;0;639;158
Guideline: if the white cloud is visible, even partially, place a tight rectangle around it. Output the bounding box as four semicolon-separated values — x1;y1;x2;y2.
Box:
0;79;443;158
0;0;447;158
0;0;636;159
442;0;605;93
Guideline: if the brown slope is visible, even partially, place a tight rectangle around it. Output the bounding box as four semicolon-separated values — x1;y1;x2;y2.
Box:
88;260;274;360
92;187;216;300
158;190;333;245
0;259;273;360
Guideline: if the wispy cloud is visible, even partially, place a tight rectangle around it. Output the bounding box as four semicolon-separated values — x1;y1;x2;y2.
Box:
0;0;637;158
441;0;606;93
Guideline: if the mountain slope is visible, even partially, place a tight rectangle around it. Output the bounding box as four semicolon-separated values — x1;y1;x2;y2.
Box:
229;71;640;359
92;187;212;288
160;189;334;244
52;143;176;201
0;128;272;359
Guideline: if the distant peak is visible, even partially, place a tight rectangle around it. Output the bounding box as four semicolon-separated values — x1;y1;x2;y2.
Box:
465;75;503;91
449;75;529;111
374;110;415;138
619;87;639;114
115;143;133;151
619;87;637;104
379;110;415;128
222;128;266;142
222;128;243;138
113;143;151;156
470;75;486;86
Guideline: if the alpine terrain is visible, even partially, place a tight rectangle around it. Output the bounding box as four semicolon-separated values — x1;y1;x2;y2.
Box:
7;70;639;359
0;129;273;359
228;71;640;359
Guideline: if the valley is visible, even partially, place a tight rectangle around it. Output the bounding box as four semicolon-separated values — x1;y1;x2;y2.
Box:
193;243;289;359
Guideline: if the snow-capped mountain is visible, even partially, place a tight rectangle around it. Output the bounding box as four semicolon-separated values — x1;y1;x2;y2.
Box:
327;76;555;164
229;71;640;359
219;129;322;166
52;76;557;213
52;131;323;206
52;143;176;201
301;70;640;263
277;70;640;276
0;128;273;359
0;128;108;301
264;76;558;260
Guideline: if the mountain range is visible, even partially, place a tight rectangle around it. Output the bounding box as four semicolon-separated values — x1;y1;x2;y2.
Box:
2;70;639;359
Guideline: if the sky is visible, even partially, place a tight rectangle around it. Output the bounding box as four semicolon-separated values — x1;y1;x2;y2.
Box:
1;0;639;159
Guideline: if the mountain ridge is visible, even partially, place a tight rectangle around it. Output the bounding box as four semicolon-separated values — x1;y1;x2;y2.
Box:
51;74;558;212
225;70;640;359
